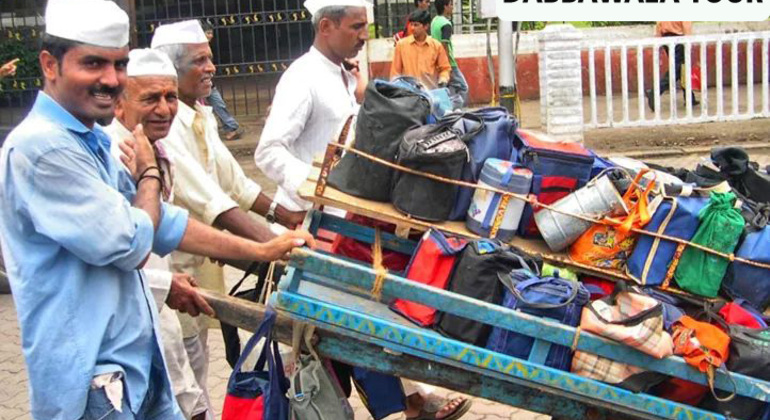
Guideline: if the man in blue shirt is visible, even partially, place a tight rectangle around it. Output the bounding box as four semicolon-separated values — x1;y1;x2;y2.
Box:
0;1;314;419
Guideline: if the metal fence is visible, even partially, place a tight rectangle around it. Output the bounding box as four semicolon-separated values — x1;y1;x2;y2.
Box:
583;31;770;129
134;0;314;117
0;0;314;134
0;1;45;130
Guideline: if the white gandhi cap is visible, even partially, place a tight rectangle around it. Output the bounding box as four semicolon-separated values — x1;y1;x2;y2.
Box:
304;0;371;16
127;49;177;78
45;0;129;48
150;20;209;49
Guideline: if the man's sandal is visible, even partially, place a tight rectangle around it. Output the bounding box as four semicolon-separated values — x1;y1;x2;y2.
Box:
406;397;472;420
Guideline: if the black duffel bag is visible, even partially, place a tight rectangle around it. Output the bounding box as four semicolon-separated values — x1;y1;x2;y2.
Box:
328;80;431;202
699;326;770;419
436;240;538;346
391;120;474;221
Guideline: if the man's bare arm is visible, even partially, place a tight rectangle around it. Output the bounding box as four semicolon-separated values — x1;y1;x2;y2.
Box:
213;207;275;243
179;217;316;262
251;193;306;230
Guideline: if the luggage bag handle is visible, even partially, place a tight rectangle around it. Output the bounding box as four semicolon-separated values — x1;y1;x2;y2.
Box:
497;270;580;310
587;282;663;327
437;112;485;142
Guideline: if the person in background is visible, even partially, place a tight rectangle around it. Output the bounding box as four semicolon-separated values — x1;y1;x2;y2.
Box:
151;19;306;412
390;9;451;89
431;0;468;107
105;48;213;420
0;58;19;79
200;21;244;141
646;21;699;111
393;0;431;44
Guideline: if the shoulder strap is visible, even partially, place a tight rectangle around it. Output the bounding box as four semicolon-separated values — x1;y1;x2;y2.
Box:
227;261;262;296
291;322;321;365
230;309;276;378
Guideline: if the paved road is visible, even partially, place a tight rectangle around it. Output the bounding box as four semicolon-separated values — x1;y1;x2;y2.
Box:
1;148;768;420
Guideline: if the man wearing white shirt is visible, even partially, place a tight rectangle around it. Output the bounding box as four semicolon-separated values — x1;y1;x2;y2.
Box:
104;48;213;420
150;19;306;412
255;1;470;418
254;1;367;229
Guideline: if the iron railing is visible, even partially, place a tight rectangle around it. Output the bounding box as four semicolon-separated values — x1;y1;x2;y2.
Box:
135;0;314;118
582;31;770;129
0;2;45;131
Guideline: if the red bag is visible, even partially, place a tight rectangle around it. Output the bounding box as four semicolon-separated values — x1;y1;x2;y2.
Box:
581;277;616;300
331;214;412;272
719;302;767;330
391;230;467;326
222;310;289;420
680;65;702;92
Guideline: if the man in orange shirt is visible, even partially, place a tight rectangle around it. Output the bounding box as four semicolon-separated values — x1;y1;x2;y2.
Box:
390;9;451;88
646;21;698;110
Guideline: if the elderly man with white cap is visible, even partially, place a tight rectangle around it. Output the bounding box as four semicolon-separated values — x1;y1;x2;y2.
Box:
105;48;213;420
149;19;306;404
254;1;470;418
0;0;314;418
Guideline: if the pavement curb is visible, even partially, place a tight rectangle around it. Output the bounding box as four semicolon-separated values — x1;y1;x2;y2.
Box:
602;143;770;160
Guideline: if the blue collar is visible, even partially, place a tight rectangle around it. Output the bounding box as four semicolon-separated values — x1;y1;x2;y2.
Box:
31;91;112;154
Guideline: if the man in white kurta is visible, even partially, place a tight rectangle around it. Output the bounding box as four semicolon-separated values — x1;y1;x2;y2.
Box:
104;48;212;420
254;45;361;219
254;1;470;418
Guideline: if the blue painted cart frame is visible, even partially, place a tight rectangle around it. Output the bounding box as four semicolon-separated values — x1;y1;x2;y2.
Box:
272;210;770;420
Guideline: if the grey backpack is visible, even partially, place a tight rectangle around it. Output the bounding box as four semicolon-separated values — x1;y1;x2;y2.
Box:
287;323;354;420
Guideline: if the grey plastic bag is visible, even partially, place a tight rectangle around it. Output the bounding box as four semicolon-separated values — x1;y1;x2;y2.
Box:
287;323;354;420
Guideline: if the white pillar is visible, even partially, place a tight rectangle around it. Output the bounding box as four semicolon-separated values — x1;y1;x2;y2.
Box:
498;20;515;113
538;24;584;143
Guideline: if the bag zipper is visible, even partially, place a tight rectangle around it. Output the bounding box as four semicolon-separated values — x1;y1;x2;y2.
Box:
523;148;594;167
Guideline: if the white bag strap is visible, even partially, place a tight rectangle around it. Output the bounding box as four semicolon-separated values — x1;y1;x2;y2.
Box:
291;322;320;365
258;261;276;305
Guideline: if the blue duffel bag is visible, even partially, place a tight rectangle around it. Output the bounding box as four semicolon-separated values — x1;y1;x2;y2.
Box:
446;107;517;221
486;269;589;371
626;195;709;287
723;224;770;311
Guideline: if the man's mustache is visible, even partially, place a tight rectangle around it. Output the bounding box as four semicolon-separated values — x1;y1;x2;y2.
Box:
89;85;120;97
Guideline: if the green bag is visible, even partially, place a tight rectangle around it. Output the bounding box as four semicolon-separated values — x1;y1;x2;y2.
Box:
675;192;744;297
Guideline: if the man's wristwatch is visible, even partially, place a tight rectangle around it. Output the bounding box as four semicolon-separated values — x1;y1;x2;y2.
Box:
265;200;279;224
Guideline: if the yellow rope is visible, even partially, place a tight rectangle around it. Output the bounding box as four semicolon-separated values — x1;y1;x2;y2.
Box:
325;142;770;272
370;228;387;301
571;325;583;352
